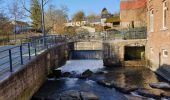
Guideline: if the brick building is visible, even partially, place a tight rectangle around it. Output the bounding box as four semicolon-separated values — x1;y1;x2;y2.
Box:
146;0;170;71
120;0;147;28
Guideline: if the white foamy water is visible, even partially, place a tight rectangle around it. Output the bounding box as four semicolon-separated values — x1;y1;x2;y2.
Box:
59;60;104;74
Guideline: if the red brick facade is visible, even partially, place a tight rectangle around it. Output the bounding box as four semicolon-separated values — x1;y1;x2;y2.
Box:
146;0;170;71
121;0;147;10
120;0;147;28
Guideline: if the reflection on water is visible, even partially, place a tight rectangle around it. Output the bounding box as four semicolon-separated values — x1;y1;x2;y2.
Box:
32;78;127;100
32;60;169;100
102;66;160;89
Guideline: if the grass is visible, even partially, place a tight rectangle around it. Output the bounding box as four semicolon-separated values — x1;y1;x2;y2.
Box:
0;32;42;45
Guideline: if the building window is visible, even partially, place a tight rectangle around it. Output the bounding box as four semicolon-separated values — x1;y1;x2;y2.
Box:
162;49;168;57
163;1;168;29
150;9;154;32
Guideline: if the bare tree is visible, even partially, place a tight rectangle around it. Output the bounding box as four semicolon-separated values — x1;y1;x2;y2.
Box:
72;11;85;26
45;5;68;34
8;0;25;42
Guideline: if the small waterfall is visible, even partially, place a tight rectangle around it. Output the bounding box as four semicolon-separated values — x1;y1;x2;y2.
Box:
70;50;103;60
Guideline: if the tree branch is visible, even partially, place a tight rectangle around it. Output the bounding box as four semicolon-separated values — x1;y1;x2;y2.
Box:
21;0;32;14
43;0;50;6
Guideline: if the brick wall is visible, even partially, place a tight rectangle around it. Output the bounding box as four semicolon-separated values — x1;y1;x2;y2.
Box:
0;43;69;100
146;0;170;71
120;0;147;28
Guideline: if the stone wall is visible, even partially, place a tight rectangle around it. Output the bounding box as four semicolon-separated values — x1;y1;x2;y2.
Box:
0;43;70;100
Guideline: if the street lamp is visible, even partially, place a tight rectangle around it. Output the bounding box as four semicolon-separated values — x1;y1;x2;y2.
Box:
41;0;46;46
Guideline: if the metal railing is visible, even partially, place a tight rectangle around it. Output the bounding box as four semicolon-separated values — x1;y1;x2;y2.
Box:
0;35;66;76
105;27;147;40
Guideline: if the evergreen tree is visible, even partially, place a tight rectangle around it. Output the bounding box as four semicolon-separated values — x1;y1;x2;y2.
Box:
30;0;42;30
101;8;109;15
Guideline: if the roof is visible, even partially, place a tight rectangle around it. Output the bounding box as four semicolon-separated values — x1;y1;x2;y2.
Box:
11;20;29;26
105;16;120;23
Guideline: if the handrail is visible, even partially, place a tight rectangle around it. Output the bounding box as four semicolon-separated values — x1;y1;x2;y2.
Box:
0;35;68;76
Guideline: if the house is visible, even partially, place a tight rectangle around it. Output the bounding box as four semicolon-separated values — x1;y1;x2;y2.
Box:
146;0;170;71
120;0;147;29
11;20;30;34
105;16;120;29
65;20;87;27
89;18;101;26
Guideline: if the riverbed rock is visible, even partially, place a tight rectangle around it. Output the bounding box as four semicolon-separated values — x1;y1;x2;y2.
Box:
53;69;62;78
80;69;93;79
97;79;115;88
161;91;170;98
135;88;163;99
60;90;81;100
59;90;99;100
149;82;170;89
62;72;71;77
114;84;138;94
124;95;149;100
80;91;99;100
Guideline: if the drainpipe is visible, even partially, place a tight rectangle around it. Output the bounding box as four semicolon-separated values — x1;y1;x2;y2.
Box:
159;52;161;67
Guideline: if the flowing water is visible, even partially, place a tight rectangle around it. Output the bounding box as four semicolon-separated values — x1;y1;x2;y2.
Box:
32;59;170;100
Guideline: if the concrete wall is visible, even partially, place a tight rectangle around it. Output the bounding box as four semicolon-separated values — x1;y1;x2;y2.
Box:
74;41;103;50
0;43;70;100
103;39;146;66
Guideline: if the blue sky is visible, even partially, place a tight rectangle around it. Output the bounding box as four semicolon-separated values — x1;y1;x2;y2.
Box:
48;0;120;19
0;0;120;21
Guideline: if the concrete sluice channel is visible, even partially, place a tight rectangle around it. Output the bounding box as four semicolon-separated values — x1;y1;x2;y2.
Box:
32;51;170;100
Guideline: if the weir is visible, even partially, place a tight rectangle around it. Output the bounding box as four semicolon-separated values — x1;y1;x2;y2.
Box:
0;36;147;100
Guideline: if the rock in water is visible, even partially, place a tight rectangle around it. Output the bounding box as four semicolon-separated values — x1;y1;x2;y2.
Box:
97;79;115;88
53;69;62;78
114;84;138;94
80;69;93;79
62;72;71;77
60;90;81;100
136;88;163;99
60;90;99;100
149;82;170;89
125;95;149;100
161;91;170;99
80;92;99;100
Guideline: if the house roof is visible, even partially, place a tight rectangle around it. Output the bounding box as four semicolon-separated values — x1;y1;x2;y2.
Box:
101;14;112;19
11;20;29;26
105;16;120;23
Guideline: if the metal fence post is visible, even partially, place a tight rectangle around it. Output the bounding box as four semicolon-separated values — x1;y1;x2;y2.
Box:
20;45;23;65
28;43;31;60
35;47;37;56
9;49;13;72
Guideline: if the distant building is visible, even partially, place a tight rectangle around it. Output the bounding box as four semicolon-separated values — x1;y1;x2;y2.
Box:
65;20;87;27
101;8;113;26
146;0;170;71
11;20;30;34
120;0;147;28
89;18;101;26
105;16;120;29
